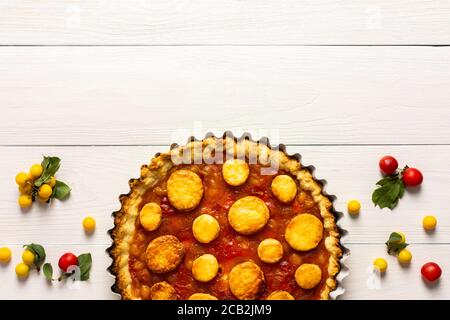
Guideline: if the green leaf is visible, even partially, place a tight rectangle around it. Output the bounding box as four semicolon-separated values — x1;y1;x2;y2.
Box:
77;253;92;281
23;243;46;270
385;232;409;255
388;232;402;243
43;263;53;281
34;156;61;187
376;174;399;186
372;181;398;208
52;180;71;200
398;181;405;199
372;177;405;209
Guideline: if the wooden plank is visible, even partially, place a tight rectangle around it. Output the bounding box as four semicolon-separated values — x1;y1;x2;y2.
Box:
0;145;448;245
1;46;450;145
341;244;449;300
1;1;450;45
0;243;447;299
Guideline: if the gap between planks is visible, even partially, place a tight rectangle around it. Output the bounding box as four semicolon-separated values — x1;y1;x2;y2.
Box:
1;44;450;47
2;144;450;147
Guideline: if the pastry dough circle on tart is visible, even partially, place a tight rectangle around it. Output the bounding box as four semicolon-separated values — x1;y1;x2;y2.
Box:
139;202;162;231
150;281;178;300
295;263;322;290
285;213;324;251
192;254;219;282
109;136;342;300
228;196;270;235
267;290;295;300
222;159;250;186
188;293;218;300
271;174;297;203
192;214;220;244
229;261;265;300
145;235;185;274
257;238;283;264
167;169;204;211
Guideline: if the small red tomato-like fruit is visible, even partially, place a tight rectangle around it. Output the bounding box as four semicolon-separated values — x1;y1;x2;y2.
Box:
421;262;442;282
379;156;398;176
58;252;78;272
402;167;423;187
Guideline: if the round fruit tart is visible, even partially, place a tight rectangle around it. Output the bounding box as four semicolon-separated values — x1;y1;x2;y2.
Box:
109;136;343;300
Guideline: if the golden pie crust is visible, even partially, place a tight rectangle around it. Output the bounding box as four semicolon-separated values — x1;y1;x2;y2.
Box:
150;281;178;300
228;196;270;235
109;136;342;300
271;174;297;203
285;214;324;251
145;235;185;274
295;263;323;290
139;203;162;231
191;254;219;282
192;214;220;244
222;159;250;186
257;238;284;264
229;261;265;300
167;169;204;211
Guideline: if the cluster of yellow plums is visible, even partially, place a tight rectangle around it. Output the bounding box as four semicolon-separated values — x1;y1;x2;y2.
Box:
0;247;36;278
15;164;55;208
15;249;37;278
346;199;438;273
373;217;437;273
373;232;411;273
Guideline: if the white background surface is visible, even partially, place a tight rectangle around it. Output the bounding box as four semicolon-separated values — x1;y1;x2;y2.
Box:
1;0;450;300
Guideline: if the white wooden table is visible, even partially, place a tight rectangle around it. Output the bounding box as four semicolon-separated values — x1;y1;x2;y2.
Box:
1;1;450;300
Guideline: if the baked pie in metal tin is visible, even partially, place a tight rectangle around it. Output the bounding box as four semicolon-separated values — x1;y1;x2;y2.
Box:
108;134;344;300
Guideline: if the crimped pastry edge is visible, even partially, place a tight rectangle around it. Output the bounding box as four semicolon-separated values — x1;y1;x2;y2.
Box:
107;133;345;300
